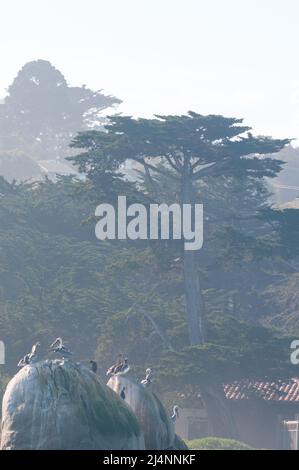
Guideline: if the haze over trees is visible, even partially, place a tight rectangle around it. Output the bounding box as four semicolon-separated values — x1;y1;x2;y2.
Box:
268;144;299;203
0;65;299;438
0;149;296;437
69;113;289;345
0;60;121;180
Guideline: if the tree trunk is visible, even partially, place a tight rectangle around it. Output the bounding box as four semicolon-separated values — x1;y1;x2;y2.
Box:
200;383;239;439
181;169;205;345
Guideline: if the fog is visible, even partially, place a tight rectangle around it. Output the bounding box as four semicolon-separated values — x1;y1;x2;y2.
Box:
1;0;299;453
1;0;299;139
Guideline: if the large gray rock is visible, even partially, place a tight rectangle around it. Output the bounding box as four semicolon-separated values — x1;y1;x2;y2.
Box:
1;360;145;450
107;375;183;450
172;434;189;450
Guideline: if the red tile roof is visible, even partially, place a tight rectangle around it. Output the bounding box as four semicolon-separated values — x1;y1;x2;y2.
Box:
224;378;299;402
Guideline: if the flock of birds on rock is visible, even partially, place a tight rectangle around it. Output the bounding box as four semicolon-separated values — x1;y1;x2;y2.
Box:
17;339;179;423
17;341;41;367
17;338;71;367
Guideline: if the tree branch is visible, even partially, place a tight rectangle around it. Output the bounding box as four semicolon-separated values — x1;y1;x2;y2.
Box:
139;307;176;352
165;155;181;174
124;283;176;352
192;161;220;179
140;160;159;191
133;158;180;181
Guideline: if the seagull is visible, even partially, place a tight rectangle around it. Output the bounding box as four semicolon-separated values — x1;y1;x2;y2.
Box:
171;405;179;422
106;353;124;376
49;337;73;358
90;360;98;374
141;368;152;387
120;386;126;400
18;342;40;367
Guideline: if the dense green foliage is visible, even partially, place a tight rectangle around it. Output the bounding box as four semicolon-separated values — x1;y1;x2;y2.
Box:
0;168;295;385
69;112;290;345
0;110;298;440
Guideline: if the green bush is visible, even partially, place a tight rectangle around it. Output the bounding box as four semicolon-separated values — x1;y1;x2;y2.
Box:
186;437;254;450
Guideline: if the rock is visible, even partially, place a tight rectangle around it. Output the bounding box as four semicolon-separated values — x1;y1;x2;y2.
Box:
171;434;189;450
1;360;145;450
107;375;177;450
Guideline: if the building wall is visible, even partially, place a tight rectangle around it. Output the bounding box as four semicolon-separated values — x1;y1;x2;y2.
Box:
231;401;299;449
174;407;210;441
176;402;299;449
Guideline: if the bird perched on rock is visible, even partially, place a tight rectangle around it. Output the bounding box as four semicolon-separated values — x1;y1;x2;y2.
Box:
49;337;73;358
140;368;152;387
115;357;130;375
171;405;179;422
90;360;98;374
18;342;40;367
120;386;126;400
106;353;124;376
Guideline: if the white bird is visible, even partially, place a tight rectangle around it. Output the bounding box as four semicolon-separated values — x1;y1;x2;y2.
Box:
18;342;40;367
171;405;179;422
49;337;73;358
141;368;152;387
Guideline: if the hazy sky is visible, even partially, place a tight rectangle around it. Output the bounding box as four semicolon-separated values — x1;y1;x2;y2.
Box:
1;0;299;140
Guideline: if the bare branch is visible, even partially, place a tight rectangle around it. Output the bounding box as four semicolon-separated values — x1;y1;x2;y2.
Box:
133;158;180;181
165;155;182;174
139;307;176;352
124;283;176;352
192;161;220;179
140;160;159;191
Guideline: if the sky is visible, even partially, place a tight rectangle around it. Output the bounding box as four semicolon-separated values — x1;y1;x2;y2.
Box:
1;0;299;140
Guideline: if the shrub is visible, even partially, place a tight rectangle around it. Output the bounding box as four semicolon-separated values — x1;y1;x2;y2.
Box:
186;437;254;450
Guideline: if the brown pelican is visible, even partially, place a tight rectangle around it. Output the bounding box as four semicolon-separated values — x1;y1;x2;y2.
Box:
120;386;126;400
49;337;73;358
106;353;124;376
90;360;98;374
115;357;130;375
140;368;152;387
18;342;40;367
171;405;179;422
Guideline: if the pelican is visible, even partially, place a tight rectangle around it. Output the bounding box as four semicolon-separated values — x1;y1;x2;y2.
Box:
120;386;126;400
141;368;152;387
90;360;98;374
106;353;124;376
18;342;40;367
49;337;73;358
171;405;179;422
115;357;130;375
